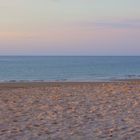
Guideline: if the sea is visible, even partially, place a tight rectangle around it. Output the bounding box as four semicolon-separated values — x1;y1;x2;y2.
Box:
0;56;140;82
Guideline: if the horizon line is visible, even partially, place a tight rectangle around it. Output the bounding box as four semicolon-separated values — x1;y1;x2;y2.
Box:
0;55;140;57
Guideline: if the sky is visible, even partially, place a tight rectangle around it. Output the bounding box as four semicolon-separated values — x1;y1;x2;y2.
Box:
0;0;140;55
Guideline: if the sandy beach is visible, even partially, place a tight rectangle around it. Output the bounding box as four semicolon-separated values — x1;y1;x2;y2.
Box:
0;81;140;140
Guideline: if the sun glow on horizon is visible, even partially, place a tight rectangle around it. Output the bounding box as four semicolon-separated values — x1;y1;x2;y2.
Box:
0;0;140;55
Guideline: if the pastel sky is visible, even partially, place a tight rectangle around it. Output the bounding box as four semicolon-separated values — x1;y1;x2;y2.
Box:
0;0;140;55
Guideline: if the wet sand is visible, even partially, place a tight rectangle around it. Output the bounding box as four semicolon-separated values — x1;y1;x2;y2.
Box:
0;81;140;140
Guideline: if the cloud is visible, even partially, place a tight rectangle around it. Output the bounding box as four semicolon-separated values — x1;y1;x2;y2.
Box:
73;19;140;29
92;19;140;29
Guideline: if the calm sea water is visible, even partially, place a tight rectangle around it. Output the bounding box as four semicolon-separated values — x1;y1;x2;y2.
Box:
0;56;140;82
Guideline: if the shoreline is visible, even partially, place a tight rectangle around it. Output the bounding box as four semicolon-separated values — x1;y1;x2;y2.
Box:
0;79;140;85
0;78;140;83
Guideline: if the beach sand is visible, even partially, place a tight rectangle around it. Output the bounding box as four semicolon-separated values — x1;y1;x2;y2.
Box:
0;81;140;140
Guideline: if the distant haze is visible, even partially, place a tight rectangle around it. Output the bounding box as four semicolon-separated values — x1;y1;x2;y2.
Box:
0;0;140;55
